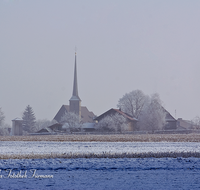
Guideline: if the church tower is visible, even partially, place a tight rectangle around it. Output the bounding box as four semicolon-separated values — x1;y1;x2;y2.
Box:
69;52;81;118
53;52;95;124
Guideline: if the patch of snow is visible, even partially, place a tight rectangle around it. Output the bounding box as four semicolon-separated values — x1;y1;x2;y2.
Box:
1;141;200;157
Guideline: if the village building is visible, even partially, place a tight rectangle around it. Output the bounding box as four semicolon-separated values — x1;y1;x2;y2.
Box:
94;108;138;131
95;108;177;132
36;52;177;134
35;123;63;135
12;118;23;136
177;118;197;130
81;123;96;132
163;108;177;130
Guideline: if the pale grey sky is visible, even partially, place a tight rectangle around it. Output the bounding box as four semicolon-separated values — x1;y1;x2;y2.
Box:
1;0;200;124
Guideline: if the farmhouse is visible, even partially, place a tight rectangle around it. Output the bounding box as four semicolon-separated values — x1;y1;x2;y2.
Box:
95;107;177;132
95;108;138;131
163;108;177;130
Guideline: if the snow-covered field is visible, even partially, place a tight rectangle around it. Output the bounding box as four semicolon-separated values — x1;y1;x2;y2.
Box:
1;141;200;159
1;142;200;189
1;157;200;189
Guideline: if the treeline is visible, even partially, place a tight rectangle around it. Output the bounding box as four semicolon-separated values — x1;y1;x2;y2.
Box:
0;106;55;136
1;89;200;135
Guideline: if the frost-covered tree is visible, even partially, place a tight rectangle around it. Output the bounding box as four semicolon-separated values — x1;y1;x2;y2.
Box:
22;105;36;133
61;112;81;132
0;108;10;136
117;90;148;119
0;124;10;136
0;108;9;136
96;116;115;132
138;93;166;133
96;113;127;132
0;108;5;127
192;116;200;129
112;113;127;133
0;128;9;136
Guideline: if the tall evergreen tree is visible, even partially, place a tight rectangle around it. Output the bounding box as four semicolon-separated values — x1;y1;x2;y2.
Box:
22;105;36;133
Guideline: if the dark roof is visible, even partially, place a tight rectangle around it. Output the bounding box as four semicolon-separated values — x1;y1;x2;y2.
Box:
81;106;96;123
54;105;95;123
95;108;137;122
163;108;176;121
36;128;52;133
54;105;68;122
48;123;62;131
36;123;63;134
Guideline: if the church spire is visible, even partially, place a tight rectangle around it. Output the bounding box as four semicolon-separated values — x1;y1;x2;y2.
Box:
69;51;81;118
69;52;81;116
70;52;81;100
73;52;79;97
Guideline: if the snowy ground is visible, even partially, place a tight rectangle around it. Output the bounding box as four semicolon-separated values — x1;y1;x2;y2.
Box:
1;142;200;189
1;141;200;159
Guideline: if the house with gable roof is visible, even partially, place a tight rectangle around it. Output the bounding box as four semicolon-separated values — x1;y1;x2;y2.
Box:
163;108;177;130
94;108;138;131
95;107;177;132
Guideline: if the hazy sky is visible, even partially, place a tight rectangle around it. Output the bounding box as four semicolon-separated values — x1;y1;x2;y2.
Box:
1;0;200;124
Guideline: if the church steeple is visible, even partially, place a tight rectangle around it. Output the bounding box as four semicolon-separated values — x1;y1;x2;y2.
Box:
71;52;80;100
69;52;81;117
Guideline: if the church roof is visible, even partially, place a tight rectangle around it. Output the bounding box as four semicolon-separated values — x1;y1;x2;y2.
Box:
54;105;95;123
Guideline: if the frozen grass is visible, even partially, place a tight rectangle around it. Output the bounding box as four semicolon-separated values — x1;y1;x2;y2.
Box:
1;133;200;142
1;134;200;159
2;151;200;159
1;141;200;159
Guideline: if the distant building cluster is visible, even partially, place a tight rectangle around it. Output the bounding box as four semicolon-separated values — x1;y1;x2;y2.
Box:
11;53;195;136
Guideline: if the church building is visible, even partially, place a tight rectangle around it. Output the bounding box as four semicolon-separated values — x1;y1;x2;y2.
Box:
54;53;95;123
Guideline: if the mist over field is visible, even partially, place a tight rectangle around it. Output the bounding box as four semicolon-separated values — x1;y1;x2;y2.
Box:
1;0;200;124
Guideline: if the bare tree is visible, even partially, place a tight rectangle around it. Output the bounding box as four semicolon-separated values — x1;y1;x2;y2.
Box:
139;93;166;133
61;112;81;132
117;90;148;119
192;116;200;129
